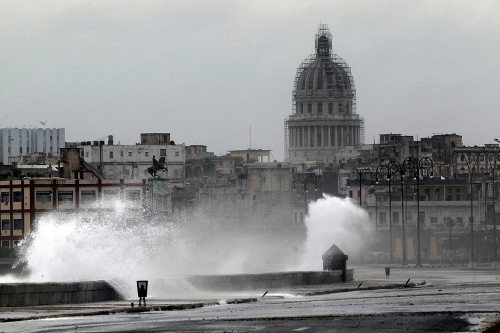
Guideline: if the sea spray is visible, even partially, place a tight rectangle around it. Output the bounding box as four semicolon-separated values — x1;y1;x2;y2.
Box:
14;198;299;298
294;195;370;270
12;195;369;298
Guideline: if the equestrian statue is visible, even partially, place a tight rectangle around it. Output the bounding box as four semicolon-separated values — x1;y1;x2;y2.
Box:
148;156;167;178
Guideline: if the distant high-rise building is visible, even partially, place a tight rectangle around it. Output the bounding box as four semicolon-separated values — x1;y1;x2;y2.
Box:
285;24;364;163
0;128;65;165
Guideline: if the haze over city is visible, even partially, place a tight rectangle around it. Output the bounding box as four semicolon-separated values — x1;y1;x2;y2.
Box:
1;1;499;161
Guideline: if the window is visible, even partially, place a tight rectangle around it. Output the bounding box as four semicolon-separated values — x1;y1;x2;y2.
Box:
81;190;96;202
174;170;178;176
121;151;123;157
160;149;166;157
328;102;333;114
308;103;312;114
393;211;400;225
455;189;461;201
457;216;463;225
434;189;441;201
447;188;452;201
2;219;9;231
36;191;52;202
14;219;22;230
338;103;343;113
419;212;425;225
1;241;9;248
128;152;132;157
300;103;304;114
379;211;387;224
317;103;322;114
126;190;141;201
103;189;119;198
406;211;413;223
110;151;113;158
13;191;22;202
124;169;130;176
175;151;179;157
58;191;73;202
19;147;22;153
145;152;149;157
1;192;8;204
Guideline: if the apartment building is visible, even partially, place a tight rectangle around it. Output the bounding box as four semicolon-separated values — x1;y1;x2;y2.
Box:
0;178;147;248
0;128;65;165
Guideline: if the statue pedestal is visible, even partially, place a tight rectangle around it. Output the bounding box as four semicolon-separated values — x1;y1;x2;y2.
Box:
147;178;173;213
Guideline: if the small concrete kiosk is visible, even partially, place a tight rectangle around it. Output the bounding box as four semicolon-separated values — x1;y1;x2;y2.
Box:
322;244;348;282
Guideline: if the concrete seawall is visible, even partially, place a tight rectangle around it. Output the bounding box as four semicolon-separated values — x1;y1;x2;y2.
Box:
0;280;118;307
0;270;353;306
187;270;354;291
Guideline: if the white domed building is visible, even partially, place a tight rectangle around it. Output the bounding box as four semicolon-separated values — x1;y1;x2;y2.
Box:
285;24;364;163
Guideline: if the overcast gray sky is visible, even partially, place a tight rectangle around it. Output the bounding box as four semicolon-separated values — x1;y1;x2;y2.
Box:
1;1;499;161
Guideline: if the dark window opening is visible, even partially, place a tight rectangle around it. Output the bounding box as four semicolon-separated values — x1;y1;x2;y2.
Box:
14;219;22;230
1;192;9;204
36;191;52;202
81;190;96;202
58;191;74;202
2;220;9;231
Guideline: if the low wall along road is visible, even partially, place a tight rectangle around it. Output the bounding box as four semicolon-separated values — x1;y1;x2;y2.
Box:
0;281;117;307
0;270;353;307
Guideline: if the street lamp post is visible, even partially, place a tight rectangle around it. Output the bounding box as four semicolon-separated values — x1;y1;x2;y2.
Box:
349;167;373;264
377;162;399;265
293;172;316;217
349;167;373;208
485;148;498;267
389;161;408;265
455;150;483;268
403;157;433;267
491;139;500;268
449;218;454;264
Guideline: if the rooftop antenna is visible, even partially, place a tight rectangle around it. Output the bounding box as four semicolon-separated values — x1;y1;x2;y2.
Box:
249;126;252;150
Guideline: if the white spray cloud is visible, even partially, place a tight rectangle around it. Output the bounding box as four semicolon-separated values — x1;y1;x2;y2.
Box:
295;195;370;271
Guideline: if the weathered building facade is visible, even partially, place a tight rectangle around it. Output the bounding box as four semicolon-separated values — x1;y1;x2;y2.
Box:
0;178;147;248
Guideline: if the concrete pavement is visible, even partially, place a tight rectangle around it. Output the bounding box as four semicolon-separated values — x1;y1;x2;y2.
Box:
0;279;414;323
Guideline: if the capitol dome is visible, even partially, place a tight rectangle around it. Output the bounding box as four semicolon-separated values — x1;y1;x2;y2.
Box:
296;56;353;93
285;24;364;163
295;31;353;95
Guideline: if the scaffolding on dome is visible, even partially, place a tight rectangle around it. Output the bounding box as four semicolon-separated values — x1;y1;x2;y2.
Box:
285;25;364;159
315;23;332;54
284;119;289;160
291;27;358;116
360;117;365;145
